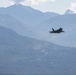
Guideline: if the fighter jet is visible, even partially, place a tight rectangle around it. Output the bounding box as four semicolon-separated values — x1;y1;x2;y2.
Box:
49;28;64;33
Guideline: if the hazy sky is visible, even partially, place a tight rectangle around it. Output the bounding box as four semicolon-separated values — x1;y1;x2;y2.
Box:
0;0;76;14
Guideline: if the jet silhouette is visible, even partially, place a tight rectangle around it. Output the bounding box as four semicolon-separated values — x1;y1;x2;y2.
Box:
49;28;64;33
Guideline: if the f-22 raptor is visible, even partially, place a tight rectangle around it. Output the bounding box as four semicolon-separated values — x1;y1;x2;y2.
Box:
49;28;64;33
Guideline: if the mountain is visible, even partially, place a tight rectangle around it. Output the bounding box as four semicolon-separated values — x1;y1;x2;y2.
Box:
45;12;60;17
64;9;75;14
0;13;36;37
0;4;59;26
0;13;25;34
33;14;76;47
0;4;60;39
0;26;76;75
0;4;76;47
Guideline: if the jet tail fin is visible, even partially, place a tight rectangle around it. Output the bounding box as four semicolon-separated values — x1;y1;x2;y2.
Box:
52;28;54;31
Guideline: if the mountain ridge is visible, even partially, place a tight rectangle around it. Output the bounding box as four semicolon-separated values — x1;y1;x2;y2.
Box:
0;4;60;25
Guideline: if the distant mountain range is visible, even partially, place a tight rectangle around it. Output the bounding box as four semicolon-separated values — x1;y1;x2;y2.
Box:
0;26;76;75
0;4;60;39
0;4;76;48
0;4;60;26
35;14;76;47
0;4;76;74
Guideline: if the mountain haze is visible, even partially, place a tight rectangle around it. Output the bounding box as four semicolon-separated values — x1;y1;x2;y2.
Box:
34;14;76;47
0;4;76;47
0;13;37;37
0;4;59;26
0;3;76;75
0;4;60;40
0;26;76;75
0;13;26;35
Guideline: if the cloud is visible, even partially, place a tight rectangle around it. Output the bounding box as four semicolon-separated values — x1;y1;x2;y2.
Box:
11;0;55;4
10;0;55;5
10;0;25;4
70;2;76;13
30;0;55;4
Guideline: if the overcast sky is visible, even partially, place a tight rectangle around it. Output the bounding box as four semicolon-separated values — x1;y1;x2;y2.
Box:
0;0;76;14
